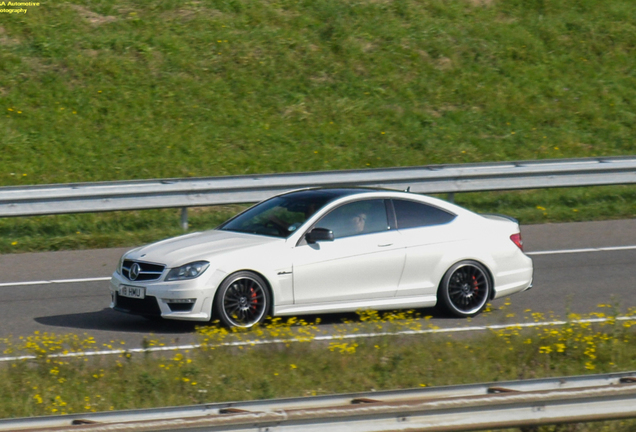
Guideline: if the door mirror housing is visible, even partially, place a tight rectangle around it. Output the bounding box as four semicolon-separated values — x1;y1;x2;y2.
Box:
305;228;334;244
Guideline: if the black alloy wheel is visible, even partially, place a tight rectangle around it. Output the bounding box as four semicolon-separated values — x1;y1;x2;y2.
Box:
439;260;491;317
214;271;271;328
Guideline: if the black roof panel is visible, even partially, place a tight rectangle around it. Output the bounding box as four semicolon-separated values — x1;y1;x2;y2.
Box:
280;187;379;201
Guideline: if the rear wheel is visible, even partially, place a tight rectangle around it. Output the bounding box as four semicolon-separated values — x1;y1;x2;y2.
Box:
439;261;491;317
214;271;271;328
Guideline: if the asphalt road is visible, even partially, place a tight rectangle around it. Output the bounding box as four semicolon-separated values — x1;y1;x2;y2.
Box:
1;219;635;351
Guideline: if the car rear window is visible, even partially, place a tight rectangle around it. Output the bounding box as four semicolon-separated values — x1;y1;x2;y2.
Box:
393;199;456;229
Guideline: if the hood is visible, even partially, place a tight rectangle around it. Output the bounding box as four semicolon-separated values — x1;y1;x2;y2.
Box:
125;229;282;267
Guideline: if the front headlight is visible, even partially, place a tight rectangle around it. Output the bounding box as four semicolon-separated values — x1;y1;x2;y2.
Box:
166;261;210;281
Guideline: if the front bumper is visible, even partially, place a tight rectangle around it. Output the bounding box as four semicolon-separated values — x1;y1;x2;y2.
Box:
109;270;226;322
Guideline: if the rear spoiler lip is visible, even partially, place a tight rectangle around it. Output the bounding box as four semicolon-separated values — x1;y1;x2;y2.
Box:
479;213;520;225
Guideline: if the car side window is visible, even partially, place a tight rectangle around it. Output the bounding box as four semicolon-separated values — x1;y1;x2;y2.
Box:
392;199;455;229
316;199;388;239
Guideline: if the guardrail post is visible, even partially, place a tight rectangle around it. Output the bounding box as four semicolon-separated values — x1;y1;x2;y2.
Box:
181;207;188;231
447;193;455;203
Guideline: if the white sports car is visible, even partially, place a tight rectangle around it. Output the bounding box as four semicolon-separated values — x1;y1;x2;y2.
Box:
110;188;533;327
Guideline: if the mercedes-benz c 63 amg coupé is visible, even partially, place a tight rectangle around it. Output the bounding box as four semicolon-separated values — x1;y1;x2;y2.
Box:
110;188;533;328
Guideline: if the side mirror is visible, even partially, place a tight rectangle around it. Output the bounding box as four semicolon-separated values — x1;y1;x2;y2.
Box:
305;227;334;244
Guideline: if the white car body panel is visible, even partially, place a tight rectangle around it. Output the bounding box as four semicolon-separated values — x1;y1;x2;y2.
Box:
395;222;469;298
292;229;405;303
109;189;533;323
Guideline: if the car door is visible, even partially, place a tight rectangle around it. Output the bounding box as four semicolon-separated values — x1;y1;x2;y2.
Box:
292;199;405;304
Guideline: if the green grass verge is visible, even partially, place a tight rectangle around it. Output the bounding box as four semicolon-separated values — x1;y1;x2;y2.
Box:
1;0;636;252
3;0;635;183
1;308;636;431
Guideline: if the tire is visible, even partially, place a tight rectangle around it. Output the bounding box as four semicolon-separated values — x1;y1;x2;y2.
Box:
439;260;491;318
214;271;271;328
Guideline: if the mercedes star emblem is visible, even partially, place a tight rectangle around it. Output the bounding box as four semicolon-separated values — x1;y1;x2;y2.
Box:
130;262;141;281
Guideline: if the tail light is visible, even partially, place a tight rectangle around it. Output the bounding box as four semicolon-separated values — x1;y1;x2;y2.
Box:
510;233;524;251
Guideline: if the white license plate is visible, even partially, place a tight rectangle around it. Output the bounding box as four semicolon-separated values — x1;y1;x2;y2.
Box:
119;285;145;299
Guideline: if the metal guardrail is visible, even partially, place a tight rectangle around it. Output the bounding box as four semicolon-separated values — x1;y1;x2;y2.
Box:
2;156;636;229
2;371;636;432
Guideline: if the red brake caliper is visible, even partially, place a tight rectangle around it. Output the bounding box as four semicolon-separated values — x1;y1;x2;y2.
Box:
250;288;258;311
472;275;478;292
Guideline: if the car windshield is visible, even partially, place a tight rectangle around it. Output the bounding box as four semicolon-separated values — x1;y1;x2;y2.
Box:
218;193;335;238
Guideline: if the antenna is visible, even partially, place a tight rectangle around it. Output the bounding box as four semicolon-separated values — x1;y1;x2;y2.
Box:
404;186;411;192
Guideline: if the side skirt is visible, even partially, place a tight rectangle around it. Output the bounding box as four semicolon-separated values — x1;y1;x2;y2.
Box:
273;295;438;316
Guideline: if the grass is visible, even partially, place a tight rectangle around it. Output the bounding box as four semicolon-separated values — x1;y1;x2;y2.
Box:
2;0;636;180
1;0;636;251
1;307;636;431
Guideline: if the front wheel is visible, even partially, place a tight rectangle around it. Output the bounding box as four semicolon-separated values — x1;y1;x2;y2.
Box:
439;261;491;318
214;271;271;328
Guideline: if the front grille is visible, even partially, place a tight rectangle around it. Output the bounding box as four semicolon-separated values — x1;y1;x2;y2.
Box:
122;260;165;281
114;293;162;316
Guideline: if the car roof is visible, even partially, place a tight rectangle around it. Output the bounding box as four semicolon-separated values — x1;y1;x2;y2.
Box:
278;187;468;217
278;187;381;201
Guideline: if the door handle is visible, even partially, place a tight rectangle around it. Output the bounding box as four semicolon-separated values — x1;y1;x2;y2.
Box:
378;243;393;247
